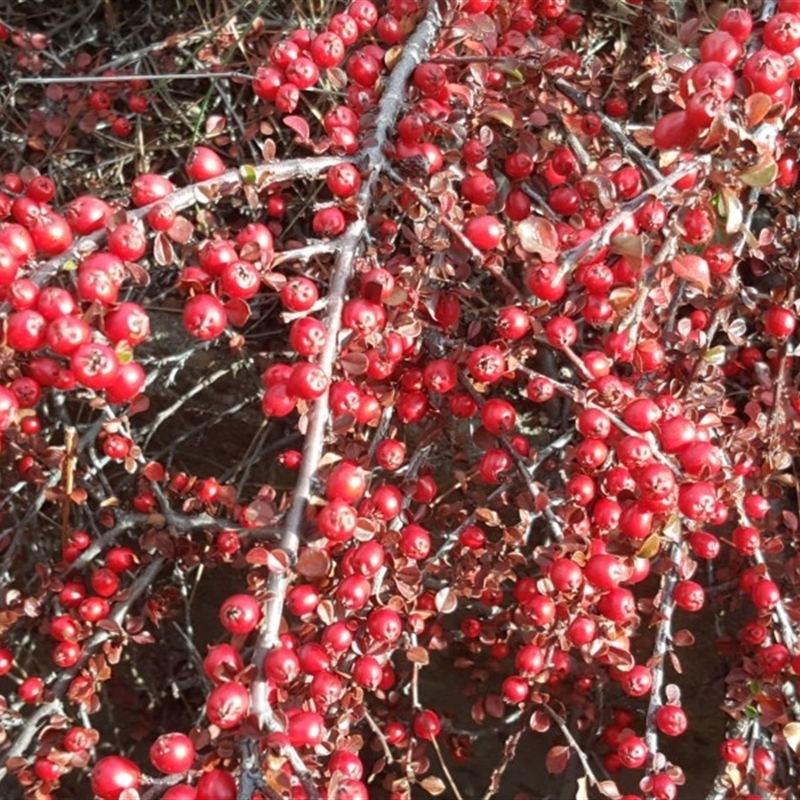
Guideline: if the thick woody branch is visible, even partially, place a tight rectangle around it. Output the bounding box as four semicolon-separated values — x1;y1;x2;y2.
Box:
246;5;444;796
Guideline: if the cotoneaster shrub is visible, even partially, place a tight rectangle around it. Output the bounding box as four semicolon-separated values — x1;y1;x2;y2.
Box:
1;1;800;799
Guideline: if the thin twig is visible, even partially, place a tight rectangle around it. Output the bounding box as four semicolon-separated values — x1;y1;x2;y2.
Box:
15;71;252;85
644;542;681;766
430;735;465;800
0;557;165;779
554;156;711;282
540;703;601;789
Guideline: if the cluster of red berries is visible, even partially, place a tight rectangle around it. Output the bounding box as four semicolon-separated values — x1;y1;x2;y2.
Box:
653;1;800;172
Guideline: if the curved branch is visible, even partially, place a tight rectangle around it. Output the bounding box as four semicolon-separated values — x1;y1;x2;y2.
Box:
246;4;444;796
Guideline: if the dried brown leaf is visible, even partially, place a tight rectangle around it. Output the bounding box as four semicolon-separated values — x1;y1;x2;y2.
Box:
516;216;559;261
406;646;430;665
419;776;446;795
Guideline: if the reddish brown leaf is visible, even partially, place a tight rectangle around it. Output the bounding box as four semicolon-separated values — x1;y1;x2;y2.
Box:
142;462;165;481
283;115;310;141
167;216;194;244
515;216;559;261
745;93;773;129
205;115;227;136
262;272;288;291
264;549;290;573
673;629;695;647
245;546;270;566
529;709;551;732
485;693;505;718
224;298;251;328
671;254;710;291
669;650;683;674
296;548;331;579
545;745;571;775
152;232;174;266
339;351;369;376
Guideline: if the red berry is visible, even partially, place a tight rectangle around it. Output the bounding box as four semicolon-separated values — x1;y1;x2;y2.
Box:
150;732;195;774
206;681;250;729
617;735;647;768
655;704;687;737
464;215;505;250
764;305;796;339
413;709;441;740
91;756;141;800
219;594;262;635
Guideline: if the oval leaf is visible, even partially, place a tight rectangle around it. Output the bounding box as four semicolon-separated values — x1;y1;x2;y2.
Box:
597;780;622;799
784;722;800;753
406;646;430;665
671;254;710;292
283;115;310;141
296;548;331;579
515;216;559;261
740;155;778;188
745;93;773;128
435;587;458;614
545;744;571;775
419;776;446;796
167;215;195;244
224;298;251;328
481;102;518;128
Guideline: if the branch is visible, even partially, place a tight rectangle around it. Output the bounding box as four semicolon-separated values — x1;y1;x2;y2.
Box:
247;2;443;792
481;713;527;800
0;557;165;780
0;155;346;315
15;71;253;84
549;75;662;182
643;541;681;767
554;156;711;282
540;703;602;790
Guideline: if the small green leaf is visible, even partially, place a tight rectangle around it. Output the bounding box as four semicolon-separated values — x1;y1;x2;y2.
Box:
703;346;728;365
481;103;518;128
740;156;778;188
239;164;257;185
